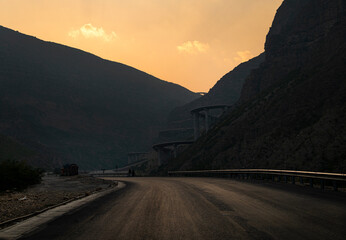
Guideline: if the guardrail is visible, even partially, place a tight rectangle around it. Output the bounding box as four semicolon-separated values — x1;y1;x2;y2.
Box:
168;169;346;191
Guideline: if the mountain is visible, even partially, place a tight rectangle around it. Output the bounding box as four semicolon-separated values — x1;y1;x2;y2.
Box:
0;26;199;169
171;0;346;173
0;134;35;163
0;134;59;169
167;53;265;128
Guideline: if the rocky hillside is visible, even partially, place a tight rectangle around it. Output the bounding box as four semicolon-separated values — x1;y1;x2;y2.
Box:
0;26;199;169
171;0;346;173
167;53;264;128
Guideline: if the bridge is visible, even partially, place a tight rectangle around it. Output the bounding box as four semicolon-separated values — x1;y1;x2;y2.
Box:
191;104;230;140
152;140;194;165
157;128;194;142
126;105;230;167
127;152;148;165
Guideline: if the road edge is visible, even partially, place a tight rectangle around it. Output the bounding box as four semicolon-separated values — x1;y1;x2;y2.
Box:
0;182;126;240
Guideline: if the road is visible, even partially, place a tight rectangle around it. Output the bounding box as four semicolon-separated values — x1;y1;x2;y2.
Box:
20;177;346;240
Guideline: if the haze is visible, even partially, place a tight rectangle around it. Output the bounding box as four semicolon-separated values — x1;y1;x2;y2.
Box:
0;0;282;92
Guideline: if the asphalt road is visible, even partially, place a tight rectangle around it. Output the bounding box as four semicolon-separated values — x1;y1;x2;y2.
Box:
20;177;346;240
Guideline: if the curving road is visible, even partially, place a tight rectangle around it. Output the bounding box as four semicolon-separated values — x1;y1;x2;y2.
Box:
21;177;346;240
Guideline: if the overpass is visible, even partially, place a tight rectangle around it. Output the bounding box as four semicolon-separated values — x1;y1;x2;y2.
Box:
153;140;194;165
127;152;148;165
191;105;230;140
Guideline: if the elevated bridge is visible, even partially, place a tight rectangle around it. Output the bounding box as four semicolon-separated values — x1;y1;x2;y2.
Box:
127;152;148;165
191;105;230;140
153;140;194;165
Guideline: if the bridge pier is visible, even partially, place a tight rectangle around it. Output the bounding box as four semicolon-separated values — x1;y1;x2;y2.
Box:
173;144;177;158
193;112;200;140
153;141;194;166
204;109;209;132
128;152;148;165
191;105;230;140
157;148;171;166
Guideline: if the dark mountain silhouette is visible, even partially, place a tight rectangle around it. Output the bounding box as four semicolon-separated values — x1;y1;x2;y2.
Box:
0;26;199;169
0;134;34;162
167;54;264;128
0;134;59;169
171;0;346;172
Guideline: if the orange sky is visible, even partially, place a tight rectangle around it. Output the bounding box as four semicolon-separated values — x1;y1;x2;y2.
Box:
0;0;282;92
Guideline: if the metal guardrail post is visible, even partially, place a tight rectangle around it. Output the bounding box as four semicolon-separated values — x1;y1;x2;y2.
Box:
333;181;338;191
321;179;325;190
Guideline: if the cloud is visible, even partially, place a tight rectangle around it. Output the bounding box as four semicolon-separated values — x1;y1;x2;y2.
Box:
68;24;117;42
234;50;254;63
177;41;210;54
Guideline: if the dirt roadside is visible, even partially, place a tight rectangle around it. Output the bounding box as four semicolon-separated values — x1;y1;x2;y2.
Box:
0;174;117;225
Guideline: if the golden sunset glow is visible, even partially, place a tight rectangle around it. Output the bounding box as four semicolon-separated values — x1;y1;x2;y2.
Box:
0;0;282;92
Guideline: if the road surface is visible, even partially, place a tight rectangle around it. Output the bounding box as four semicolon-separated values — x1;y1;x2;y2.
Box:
20;177;346;240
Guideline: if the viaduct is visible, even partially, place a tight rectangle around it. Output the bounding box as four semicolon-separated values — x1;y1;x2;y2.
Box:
151;104;230;165
191;105;230;140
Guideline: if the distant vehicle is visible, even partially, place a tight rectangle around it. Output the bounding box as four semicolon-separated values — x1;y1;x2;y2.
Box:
61;164;79;176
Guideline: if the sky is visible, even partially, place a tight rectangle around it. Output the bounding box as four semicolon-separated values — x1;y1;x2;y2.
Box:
0;0;282;92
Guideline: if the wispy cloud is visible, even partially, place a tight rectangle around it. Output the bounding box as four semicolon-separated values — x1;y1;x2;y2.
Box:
234;50;254;63
177;41;210;54
68;24;117;42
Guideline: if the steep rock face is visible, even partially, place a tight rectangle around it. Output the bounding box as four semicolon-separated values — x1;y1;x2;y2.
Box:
0;26;199;169
172;0;346;172
167;54;264;128
241;0;345;102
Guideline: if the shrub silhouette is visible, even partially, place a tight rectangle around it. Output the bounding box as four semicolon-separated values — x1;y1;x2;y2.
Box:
0;160;43;191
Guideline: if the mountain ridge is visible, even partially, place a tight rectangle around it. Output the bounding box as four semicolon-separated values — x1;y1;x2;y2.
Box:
0;25;199;169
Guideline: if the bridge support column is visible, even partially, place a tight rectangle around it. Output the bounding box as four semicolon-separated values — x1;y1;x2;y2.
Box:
173;144;177;158
158;149;163;166
204;109;209;132
158;148;170;166
193;112;200;140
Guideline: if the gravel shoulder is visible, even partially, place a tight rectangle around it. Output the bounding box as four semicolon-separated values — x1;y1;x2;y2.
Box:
0;174;116;225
